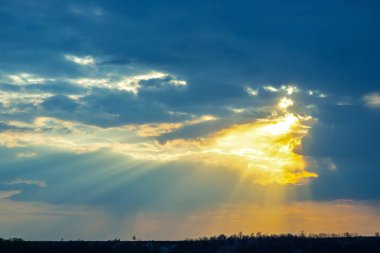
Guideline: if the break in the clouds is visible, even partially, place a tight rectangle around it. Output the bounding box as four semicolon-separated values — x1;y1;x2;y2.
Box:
1;0;380;240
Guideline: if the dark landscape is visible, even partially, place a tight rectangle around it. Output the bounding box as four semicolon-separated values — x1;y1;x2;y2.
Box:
1;234;380;253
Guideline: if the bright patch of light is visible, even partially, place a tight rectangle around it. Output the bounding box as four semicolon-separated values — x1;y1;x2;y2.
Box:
67;94;86;101
278;97;294;109
230;108;246;113
202;113;316;184
307;90;328;99
281;85;298;95
133;72;167;80
260;114;299;135
263;85;279;92
169;79;187;86
188;115;217;124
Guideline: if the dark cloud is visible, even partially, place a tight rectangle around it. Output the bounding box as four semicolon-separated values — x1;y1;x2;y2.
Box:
302;104;380;158
1;0;379;95
41;95;79;111
76;89;187;126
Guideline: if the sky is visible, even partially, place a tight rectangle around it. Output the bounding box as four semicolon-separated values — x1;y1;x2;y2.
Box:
1;0;380;240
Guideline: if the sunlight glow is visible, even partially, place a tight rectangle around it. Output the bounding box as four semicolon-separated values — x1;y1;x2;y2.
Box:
201;113;317;185
278;97;294;109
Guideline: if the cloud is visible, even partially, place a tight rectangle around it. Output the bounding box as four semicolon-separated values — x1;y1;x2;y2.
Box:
5;72;47;85
67;4;106;18
2;179;46;188
0;90;51;113
278;97;294;109
0;190;21;199
363;93;380;108
69;71;186;95
0;65;190;126
16;152;38;158
0;80;332;187
158;113;317;185
129;114;217;137
280;85;299;95
65;54;95;66
263;85;279;92
0;93;317;185
41;95;79;111
244;86;258;96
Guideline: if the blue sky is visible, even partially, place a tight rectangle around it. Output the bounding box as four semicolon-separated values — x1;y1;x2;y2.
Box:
1;0;380;240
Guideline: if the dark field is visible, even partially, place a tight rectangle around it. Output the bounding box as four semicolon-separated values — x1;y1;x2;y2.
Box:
1;234;380;253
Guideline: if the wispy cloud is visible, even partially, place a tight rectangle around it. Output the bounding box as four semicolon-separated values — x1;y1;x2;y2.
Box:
68;71;186;94
16;152;38;158
245;86;258;96
65;55;95;66
2;179;47;188
6;73;47;85
263;85;279;92
0;190;21;199
68;4;106;18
